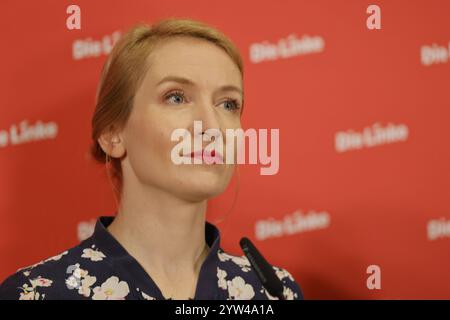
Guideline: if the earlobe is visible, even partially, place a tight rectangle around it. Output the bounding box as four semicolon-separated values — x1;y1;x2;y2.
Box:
98;133;125;158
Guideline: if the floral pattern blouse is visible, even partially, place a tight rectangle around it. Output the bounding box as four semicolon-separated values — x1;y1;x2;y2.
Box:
0;216;304;300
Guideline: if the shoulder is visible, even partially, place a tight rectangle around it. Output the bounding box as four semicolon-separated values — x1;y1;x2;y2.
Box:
0;248;74;300
216;249;304;300
0;238;110;300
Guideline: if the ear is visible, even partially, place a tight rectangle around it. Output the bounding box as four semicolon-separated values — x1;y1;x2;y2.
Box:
98;130;126;159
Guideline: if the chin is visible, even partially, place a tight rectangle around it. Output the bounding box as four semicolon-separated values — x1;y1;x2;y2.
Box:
178;174;230;201
168;164;233;200
192;180;228;198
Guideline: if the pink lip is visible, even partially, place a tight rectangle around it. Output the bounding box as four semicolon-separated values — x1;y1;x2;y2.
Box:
185;149;224;163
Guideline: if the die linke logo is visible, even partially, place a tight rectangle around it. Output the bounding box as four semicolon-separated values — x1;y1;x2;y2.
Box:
249;33;325;64
427;217;450;241
72;30;121;61
335;122;409;153
170;120;279;175
66;4;122;61
0;120;58;148
421;41;450;66
254;210;330;241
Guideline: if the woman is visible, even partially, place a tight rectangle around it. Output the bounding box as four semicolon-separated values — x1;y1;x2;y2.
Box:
0;18;303;300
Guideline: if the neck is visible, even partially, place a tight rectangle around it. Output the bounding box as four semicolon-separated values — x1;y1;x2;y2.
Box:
106;181;210;282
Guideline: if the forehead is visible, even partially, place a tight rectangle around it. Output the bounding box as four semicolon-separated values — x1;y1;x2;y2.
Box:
144;36;242;88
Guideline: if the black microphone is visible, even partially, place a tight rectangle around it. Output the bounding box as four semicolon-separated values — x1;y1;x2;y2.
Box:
239;237;285;300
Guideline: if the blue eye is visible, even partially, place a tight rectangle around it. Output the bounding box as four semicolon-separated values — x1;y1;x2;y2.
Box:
165;90;186;104
164;90;241;112
222;99;241;111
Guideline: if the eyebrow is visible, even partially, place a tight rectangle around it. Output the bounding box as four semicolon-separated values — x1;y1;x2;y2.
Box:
156;75;243;96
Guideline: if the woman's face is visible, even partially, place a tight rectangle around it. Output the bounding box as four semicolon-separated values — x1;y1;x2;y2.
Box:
118;36;243;202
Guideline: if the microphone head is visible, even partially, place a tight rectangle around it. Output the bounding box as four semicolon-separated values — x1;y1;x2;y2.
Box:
239;237;285;299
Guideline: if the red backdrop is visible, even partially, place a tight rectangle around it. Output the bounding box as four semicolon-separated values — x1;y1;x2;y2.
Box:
1;0;449;299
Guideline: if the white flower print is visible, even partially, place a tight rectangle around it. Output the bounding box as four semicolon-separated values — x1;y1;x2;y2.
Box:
217;267;228;290
19;290;36;300
73;266;89;279
92;276;130;300
218;251;252;272
65;263;97;297
227;276;255;300
273;266;295;282
44;250;69;263
271;267;299;299
263;285;297;300
81;248;106;262
141;291;156;300
78;275;97;297
218;250;231;262
283;286;295;300
65;263;82;289
230;256;251;272
30;277;53;288
18;277;53;300
66;276;79;289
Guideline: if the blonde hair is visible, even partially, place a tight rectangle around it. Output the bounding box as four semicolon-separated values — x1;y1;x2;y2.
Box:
90;18;244;202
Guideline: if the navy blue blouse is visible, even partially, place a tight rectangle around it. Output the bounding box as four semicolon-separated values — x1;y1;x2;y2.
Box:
0;216;304;300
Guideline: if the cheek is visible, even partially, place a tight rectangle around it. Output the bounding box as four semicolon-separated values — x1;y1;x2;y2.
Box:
126;112;175;170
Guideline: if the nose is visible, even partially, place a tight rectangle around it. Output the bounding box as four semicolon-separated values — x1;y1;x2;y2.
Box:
191;97;222;138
